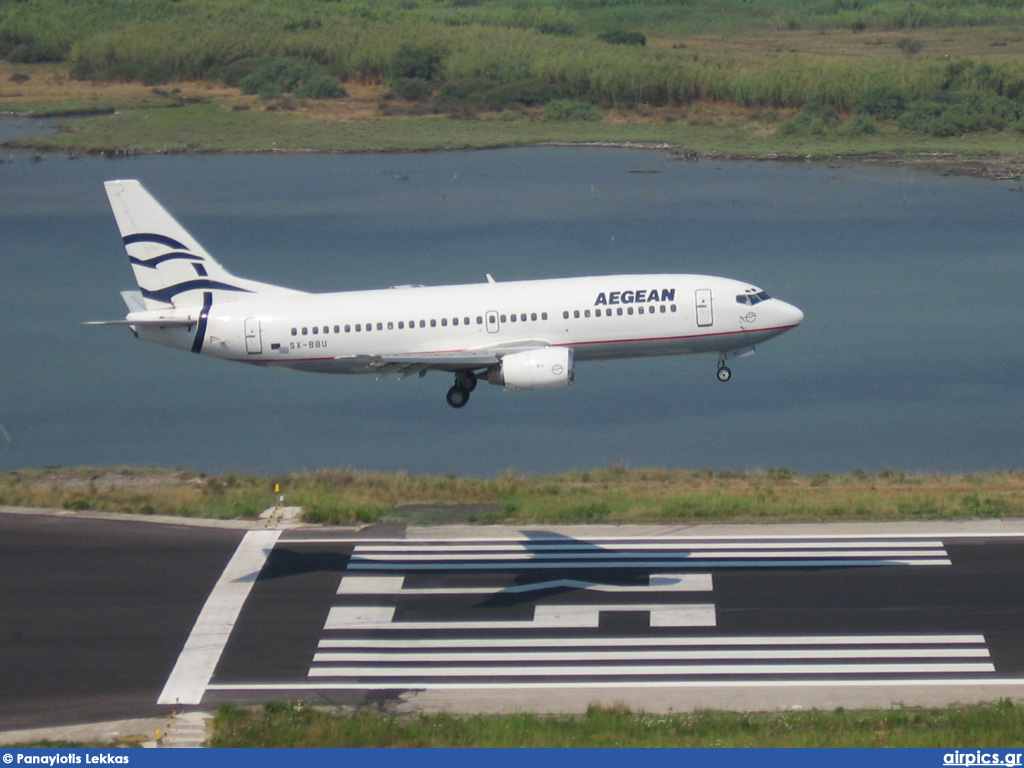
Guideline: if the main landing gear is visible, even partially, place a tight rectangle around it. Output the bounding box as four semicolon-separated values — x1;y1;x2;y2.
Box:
446;371;478;409
716;356;732;382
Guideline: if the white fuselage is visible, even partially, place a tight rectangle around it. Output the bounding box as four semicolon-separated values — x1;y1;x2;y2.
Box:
136;273;803;374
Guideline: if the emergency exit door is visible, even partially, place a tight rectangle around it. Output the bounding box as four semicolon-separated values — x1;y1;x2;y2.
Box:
695;289;714;327
244;317;262;354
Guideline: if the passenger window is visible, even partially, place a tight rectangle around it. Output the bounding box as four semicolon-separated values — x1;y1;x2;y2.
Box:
520;314;527;322
584;310;590;318
510;314;517;323
345;325;351;333
453;318;459;326
291;328;297;336
531;313;537;321
441;318;448;327
301;327;308;335
476;316;483;325
430;319;437;327
627;307;634;315
464;317;470;325
542;312;548;320
563;311;569;320
500;314;507;323
617;308;623;316
670;304;677;312
573;310;580;319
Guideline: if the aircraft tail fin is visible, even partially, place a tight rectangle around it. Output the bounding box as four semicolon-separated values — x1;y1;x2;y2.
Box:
104;180;304;310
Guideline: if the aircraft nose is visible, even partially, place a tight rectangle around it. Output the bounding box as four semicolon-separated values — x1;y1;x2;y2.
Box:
780;301;804;328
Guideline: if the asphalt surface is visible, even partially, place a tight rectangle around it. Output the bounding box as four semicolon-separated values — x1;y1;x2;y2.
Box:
0;510;242;731
3;511;1024;733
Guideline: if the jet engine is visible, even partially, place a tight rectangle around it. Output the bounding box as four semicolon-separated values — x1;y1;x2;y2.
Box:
488;347;574;391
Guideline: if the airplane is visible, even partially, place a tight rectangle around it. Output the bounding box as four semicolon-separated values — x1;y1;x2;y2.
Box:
89;179;804;408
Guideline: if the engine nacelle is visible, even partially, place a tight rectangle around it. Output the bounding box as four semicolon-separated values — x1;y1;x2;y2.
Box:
488;347;574;391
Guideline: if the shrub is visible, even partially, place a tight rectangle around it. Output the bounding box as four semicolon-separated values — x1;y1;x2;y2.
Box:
543;99;601;121
389;44;444;82
855;86;907;120
597;30;647;46
239;58;345;100
390;77;432;101
840;114;880;136
294;75;347;100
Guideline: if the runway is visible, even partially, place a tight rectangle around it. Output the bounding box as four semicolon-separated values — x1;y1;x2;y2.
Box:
4;511;1024;728
169;525;1024;712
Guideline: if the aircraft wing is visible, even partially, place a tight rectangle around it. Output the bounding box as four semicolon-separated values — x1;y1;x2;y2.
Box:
341;341;553;377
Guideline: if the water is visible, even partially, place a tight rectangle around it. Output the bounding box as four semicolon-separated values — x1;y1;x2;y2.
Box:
0;138;1020;476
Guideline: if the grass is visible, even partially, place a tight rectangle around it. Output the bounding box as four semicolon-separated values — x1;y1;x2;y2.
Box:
209;700;1024;747
3;465;1022;525
9;95;1024;169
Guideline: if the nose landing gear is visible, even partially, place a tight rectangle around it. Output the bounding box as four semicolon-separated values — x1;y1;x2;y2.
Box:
716;356;732;382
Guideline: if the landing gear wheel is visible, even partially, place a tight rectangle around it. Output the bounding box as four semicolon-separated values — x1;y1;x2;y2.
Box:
717;365;732;382
446;385;470;408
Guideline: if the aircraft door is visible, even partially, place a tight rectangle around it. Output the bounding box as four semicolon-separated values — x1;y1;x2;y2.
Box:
695;289;714;327
244;317;262;354
486;310;500;334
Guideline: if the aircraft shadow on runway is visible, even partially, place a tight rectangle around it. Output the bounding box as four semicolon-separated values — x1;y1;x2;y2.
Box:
477;530;669;609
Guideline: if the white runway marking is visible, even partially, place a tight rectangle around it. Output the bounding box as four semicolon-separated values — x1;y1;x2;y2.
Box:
347;557;951;570
307;662;994;679
324;603;717;630
316;633;988;649
335;536;952;571
313;647;991;664
337;573;714;595
157;530;280;706
193;532;1011;699
304;634;995;687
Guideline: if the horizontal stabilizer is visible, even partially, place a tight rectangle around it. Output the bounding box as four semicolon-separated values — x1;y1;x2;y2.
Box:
83;317;198;328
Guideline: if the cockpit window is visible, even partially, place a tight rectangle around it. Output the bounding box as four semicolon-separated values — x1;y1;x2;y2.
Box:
736;290;771;306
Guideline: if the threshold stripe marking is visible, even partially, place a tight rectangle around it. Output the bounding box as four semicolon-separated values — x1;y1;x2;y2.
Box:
324;603;717;630
351;550;944;561
346;558;951;571
209;678;1024;693
157;529;280;706
312;648;992;663
350;541;947;552
316;634;988;649
306;662;995;679
337;573;714;595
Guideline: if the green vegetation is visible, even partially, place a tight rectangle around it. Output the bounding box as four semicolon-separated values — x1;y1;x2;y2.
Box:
210;700;1024;747
3;466;1022;525
3;0;1024;156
